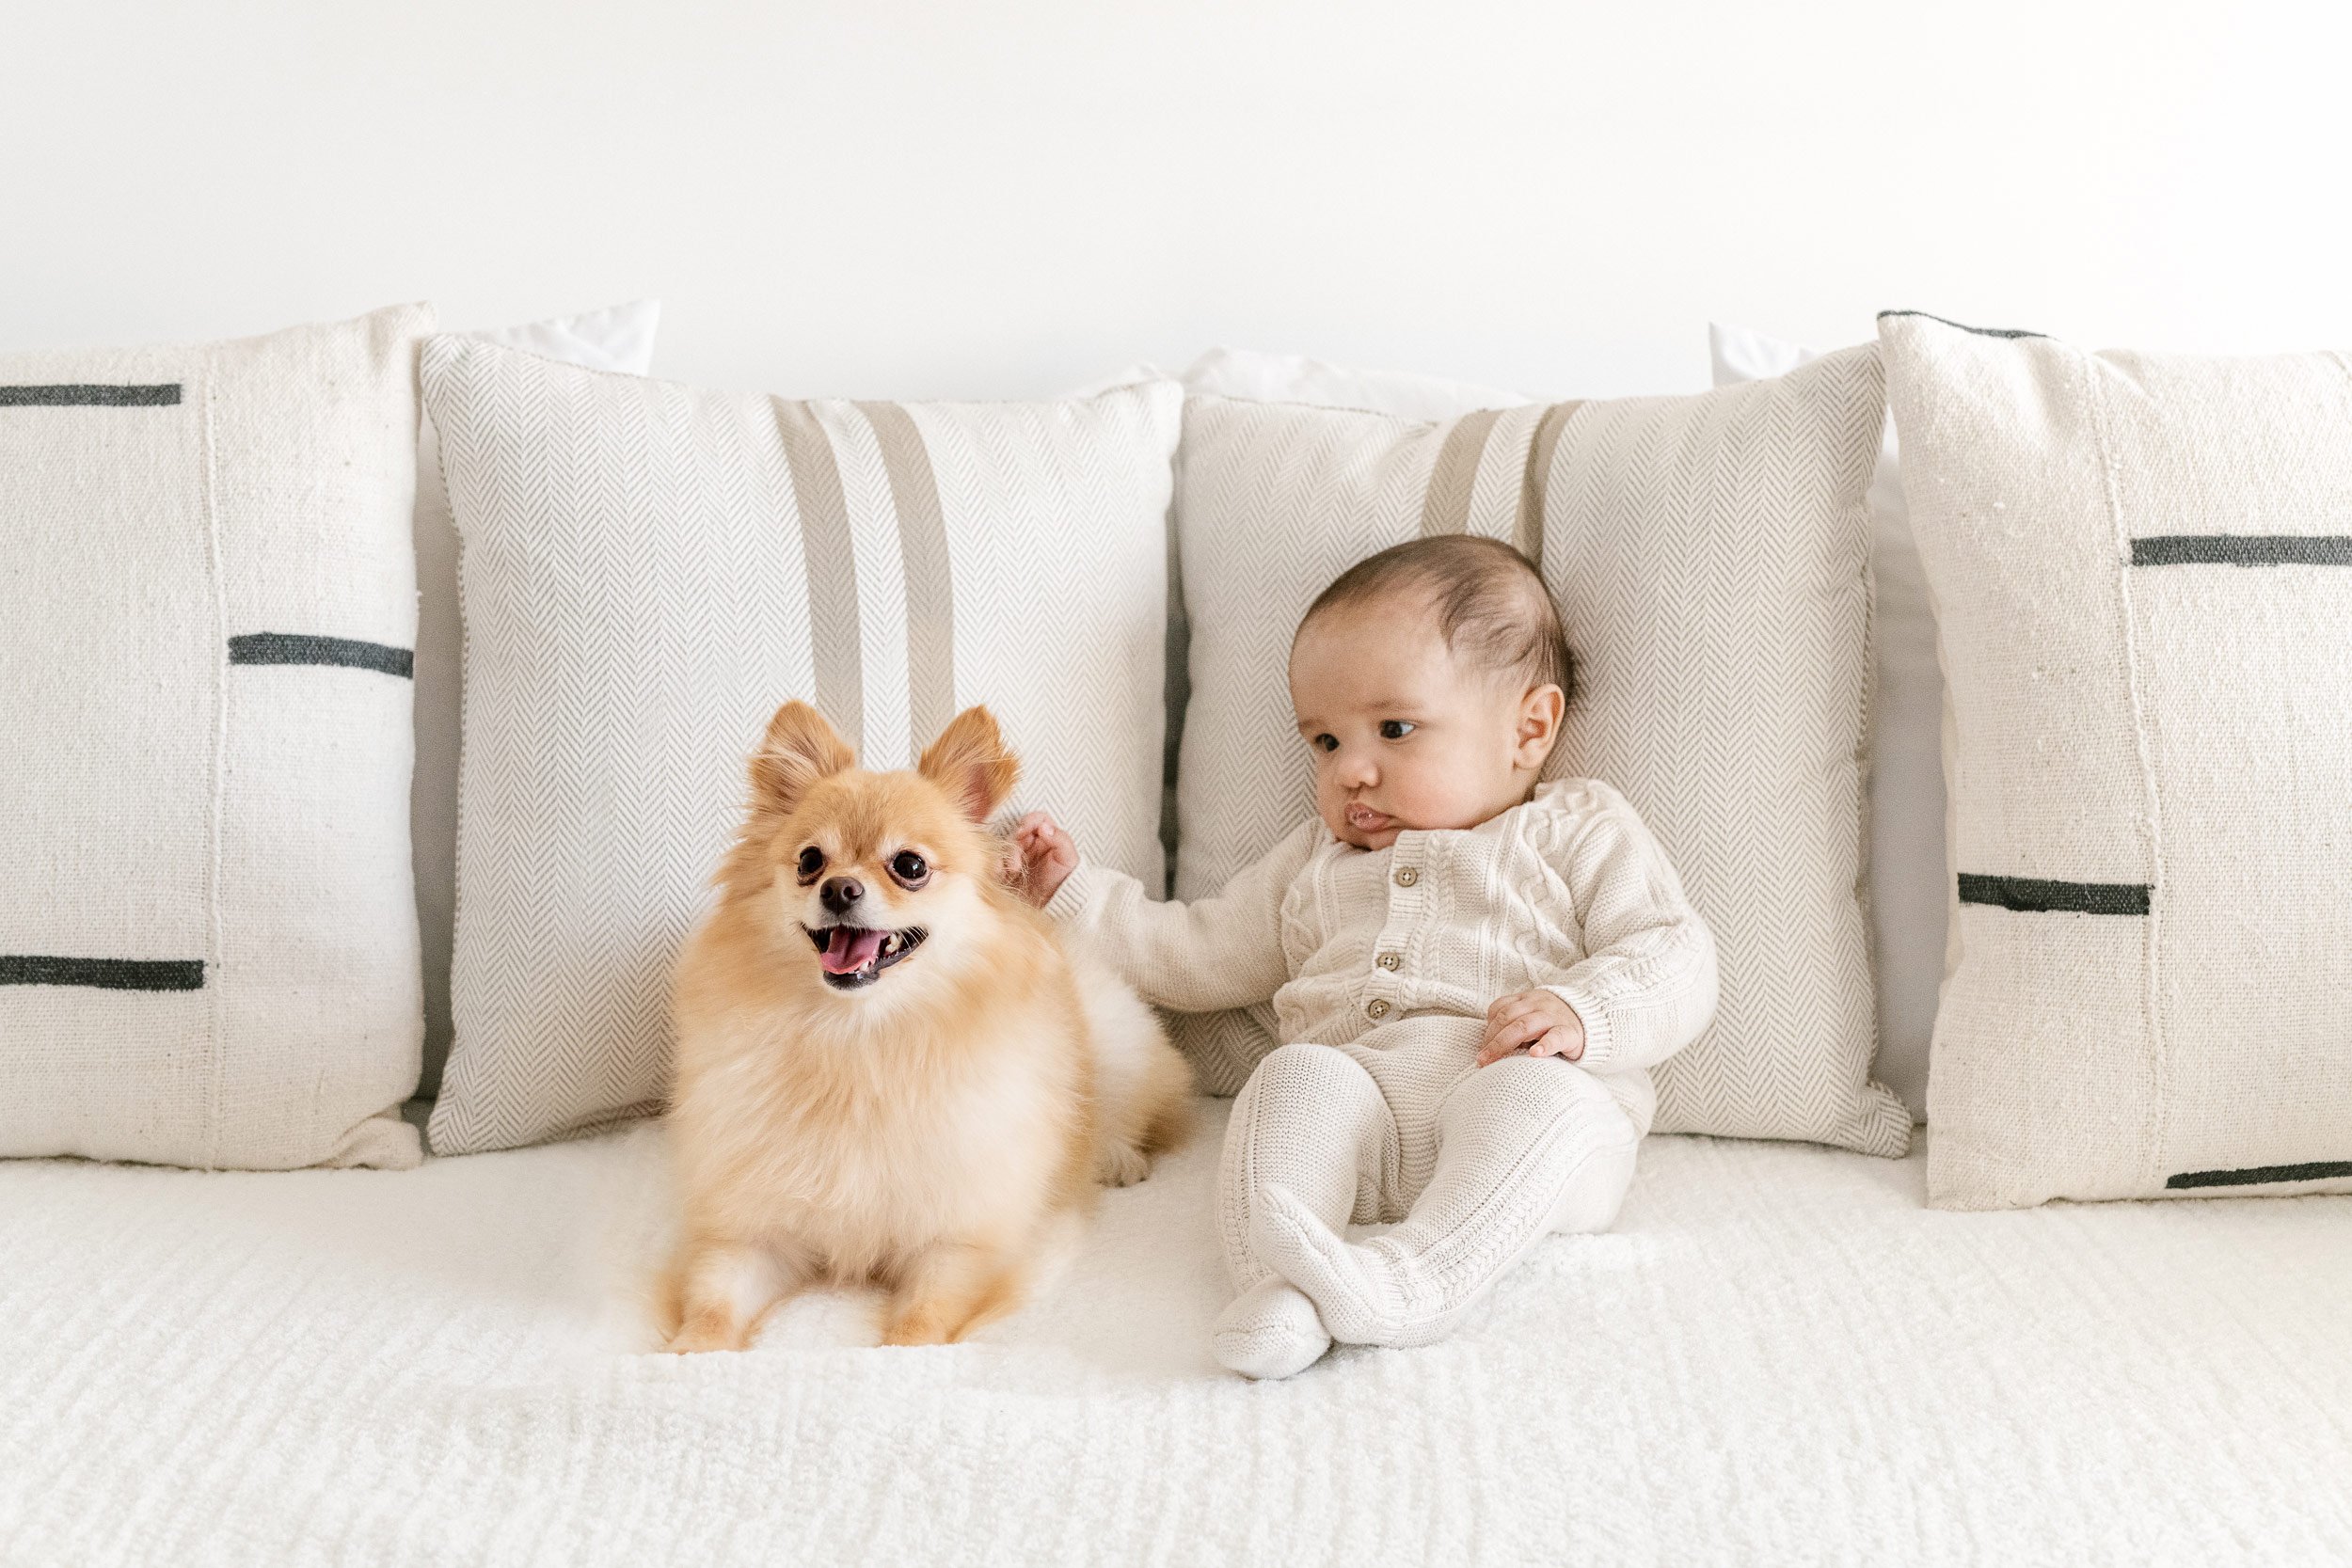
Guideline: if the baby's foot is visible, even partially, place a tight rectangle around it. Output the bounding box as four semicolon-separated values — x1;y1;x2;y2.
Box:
1251;1185;1407;1345
1211;1277;1331;1380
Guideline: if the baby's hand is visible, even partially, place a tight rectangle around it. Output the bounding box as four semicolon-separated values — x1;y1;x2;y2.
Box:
1003;810;1079;909
1477;990;1586;1067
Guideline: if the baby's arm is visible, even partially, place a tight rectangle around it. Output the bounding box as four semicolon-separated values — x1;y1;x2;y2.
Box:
1481;799;1719;1072
1007;813;1319;1015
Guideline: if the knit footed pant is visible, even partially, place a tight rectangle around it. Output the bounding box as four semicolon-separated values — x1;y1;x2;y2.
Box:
1219;1018;1639;1352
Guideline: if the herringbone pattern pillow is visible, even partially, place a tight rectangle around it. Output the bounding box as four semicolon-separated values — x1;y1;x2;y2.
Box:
424;340;1178;1154
1172;354;1910;1156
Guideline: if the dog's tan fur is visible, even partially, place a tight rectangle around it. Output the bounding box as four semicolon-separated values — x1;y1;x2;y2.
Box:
659;702;1192;1351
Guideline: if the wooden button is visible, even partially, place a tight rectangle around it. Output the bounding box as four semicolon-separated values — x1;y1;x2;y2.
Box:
1393;866;1418;887
1375;953;1401;971
1366;998;1391;1020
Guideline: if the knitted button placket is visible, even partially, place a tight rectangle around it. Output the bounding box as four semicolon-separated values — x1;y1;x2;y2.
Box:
1359;833;1425;1027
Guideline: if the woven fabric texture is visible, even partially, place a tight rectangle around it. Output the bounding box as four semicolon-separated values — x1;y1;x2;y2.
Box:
411;302;662;1101
1710;324;1944;1122
0;305;431;1169
423;339;1179;1154
9;1110;2352;1565
1170;357;1908;1154
1883;311;2352;1208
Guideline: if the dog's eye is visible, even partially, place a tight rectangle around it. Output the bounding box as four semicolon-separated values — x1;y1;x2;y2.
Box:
888;850;930;888
796;847;825;881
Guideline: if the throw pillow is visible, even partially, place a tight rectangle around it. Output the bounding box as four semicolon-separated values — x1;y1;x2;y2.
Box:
1170;356;1910;1156
412;301;662;1099
1882;309;2352;1207
1710;323;1941;1123
1;305;432;1169
423;339;1179;1154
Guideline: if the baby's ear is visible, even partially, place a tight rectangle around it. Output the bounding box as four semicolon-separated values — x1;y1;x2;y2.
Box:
919;705;1020;823
1515;683;1565;770
752;700;855;813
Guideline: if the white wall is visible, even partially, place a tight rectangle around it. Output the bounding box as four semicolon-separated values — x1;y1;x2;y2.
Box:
7;0;2349;396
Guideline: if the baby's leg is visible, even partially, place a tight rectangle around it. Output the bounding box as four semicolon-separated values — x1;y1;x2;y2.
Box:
1211;1042;1396;1378
1253;1054;1637;1349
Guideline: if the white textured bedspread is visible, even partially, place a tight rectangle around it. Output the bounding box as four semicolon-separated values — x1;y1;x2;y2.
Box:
6;1101;2350;1566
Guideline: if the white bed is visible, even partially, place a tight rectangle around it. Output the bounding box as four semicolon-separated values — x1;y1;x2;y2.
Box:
6;1101;2348;1566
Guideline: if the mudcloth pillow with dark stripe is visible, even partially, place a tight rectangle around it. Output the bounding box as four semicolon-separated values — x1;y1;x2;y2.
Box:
421;340;1178;1155
1883;309;2352;1208
0;306;431;1169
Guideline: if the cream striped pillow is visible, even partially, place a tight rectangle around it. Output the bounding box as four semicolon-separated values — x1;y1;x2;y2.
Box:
1882;310;2352;1208
1;306;430;1169
1172;355;1910;1156
423;339;1178;1154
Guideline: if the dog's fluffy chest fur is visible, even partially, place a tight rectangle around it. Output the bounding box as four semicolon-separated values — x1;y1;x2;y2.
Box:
673;919;1094;1281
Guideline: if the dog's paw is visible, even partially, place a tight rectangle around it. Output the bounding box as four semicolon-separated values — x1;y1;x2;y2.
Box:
662;1312;750;1354
1096;1139;1152;1188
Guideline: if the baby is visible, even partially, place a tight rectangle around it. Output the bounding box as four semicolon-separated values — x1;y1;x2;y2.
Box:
1009;535;1717;1378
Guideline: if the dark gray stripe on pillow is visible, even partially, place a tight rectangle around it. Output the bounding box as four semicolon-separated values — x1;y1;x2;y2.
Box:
772;401;865;753
1957;874;2150;915
229;632;414;678
0;383;183;406
2132;534;2352;568
1420;409;1502;538
2168;1160;2352;1190
1875;310;2046;341
0;955;205;990
858;402;957;746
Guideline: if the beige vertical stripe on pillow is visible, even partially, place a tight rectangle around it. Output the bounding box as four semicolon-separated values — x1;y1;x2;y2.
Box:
774;401;866;753
859;401;957;747
1419;408;1504;536
1516;401;1582;561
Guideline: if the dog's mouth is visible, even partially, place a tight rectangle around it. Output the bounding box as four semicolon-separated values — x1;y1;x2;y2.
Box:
803;924;928;990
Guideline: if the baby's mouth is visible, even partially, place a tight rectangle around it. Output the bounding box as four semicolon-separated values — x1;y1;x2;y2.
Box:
1345;803;1393;833
804;924;928;990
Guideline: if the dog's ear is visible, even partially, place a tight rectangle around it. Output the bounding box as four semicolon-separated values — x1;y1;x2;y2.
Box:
751;700;854;813
918;705;1019;823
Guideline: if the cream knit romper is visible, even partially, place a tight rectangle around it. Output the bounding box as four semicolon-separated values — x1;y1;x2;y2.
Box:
1048;777;1718;1373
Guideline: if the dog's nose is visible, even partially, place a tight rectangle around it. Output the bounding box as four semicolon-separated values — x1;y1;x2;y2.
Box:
819;877;865;915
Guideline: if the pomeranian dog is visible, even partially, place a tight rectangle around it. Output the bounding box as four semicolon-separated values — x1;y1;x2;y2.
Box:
658;700;1193;1352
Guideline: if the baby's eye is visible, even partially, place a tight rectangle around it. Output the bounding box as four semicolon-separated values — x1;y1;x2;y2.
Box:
1378;721;1417;740
1311;734;1339;753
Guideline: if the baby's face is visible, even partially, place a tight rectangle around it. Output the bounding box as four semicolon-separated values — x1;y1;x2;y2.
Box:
1289;597;1553;852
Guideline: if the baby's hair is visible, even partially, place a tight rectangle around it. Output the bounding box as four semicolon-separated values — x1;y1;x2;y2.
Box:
1298;535;1575;706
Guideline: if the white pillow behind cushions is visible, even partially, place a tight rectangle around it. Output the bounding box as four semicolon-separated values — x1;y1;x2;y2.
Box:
412;301;661;1101
423;338;1178;1155
1882;309;2352;1208
1170;356;1910;1156
1711;323;1941;1123
1181;346;1531;420
0;305;432;1169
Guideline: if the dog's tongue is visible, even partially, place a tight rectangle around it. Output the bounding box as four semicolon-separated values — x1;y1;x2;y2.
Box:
821;927;886;974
